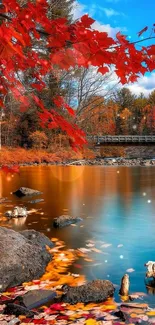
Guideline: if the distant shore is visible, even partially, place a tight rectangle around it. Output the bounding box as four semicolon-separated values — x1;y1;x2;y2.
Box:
11;157;155;167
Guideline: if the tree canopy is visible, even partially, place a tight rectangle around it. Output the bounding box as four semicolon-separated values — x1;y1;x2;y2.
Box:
0;0;155;149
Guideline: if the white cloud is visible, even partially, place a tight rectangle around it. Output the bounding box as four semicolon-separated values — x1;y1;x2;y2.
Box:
102;7;124;18
126;73;155;96
91;21;121;37
72;2;87;20
72;2;126;37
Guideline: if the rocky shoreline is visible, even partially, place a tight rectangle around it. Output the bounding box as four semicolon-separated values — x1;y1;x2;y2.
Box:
13;157;155;167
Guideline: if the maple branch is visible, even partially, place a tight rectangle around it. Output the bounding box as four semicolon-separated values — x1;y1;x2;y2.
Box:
1;12;155;48
131;37;155;45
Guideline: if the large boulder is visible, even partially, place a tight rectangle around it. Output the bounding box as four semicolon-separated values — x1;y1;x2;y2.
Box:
53;215;83;228
0;227;52;292
13;187;42;197
20;229;54;249
61;280;115;304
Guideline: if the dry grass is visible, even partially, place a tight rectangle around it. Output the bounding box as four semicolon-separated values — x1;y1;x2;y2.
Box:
0;147;95;166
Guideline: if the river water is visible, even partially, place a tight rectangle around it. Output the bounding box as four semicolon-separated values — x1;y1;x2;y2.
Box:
1;165;155;305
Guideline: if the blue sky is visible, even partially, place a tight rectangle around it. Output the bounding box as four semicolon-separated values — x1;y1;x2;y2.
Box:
73;0;155;96
77;0;155;41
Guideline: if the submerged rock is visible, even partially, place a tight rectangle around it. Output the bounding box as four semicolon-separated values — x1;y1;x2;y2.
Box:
28;199;44;204
13;187;42;197
61;280;115;304
20;229;54;249
0;227;52;292
53;215;83;228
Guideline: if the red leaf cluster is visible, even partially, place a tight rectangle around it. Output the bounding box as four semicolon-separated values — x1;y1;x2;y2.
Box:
0;0;155;148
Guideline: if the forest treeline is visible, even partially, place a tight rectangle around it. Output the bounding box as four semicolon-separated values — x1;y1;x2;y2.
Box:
2;85;155;150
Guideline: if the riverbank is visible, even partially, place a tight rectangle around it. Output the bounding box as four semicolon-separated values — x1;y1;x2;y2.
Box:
1;147;155;167
0;147;95;167
2;158;155;167
62;157;155;166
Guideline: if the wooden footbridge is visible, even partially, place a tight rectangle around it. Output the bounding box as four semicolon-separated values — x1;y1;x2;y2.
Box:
87;135;155;146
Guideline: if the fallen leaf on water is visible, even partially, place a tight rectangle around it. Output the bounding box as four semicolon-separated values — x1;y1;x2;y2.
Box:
126;268;135;273
78;248;91;254
27;208;40;214
84;258;94;262
146;311;155;316
91;248;102;253
100;244;112;248
134;292;147;297
74;264;83;269
86;243;95;248
129;294;140;300
121;303;148;309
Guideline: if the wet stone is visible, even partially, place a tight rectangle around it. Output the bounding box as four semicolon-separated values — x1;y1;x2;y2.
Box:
13;187;42;197
23;290;56;309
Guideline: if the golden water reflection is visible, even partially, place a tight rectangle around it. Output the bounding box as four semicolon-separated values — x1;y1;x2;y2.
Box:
1;166;155;305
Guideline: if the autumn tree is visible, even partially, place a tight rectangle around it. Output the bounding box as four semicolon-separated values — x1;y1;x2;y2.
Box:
69;67;119;119
29;130;48;149
0;0;155;153
79;96;117;135
113;88;136;111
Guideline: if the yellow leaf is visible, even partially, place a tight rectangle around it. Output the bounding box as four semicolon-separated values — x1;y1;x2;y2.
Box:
130;313;138;318
146;311;155;316
85;319;97;325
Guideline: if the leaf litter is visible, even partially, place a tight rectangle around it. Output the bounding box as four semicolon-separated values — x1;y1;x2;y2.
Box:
0;237;153;325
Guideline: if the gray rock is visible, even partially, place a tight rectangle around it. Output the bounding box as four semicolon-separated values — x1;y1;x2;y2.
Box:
23;290;56;309
61;280;115;304
20;229;54;249
13;187;42;197
28;199;44;204
0;227;52;292
145;261;155;278
53;215;83;228
5;206;27;218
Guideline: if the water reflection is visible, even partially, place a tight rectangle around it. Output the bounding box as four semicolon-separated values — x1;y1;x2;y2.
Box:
1;166;155;305
12;216;27;228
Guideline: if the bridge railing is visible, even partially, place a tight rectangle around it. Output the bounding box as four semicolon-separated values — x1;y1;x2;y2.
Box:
87;135;155;143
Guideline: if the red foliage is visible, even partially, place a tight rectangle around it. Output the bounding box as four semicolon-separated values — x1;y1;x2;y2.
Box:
0;0;155;150
1;165;20;174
